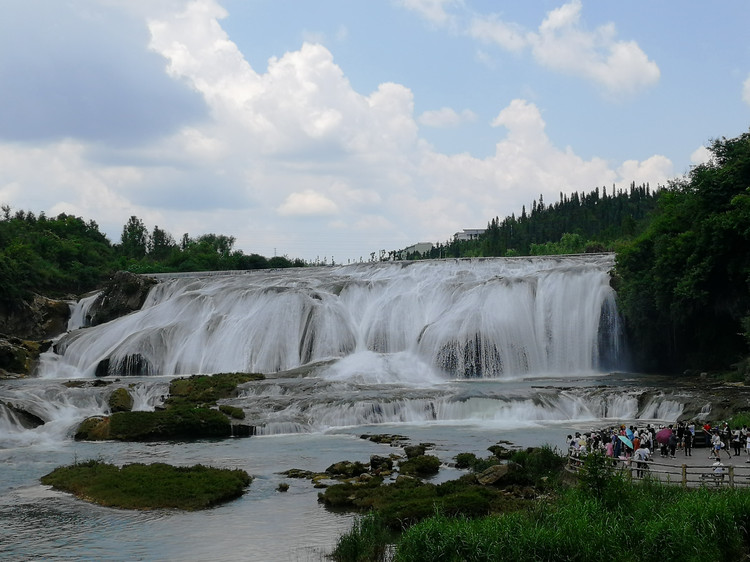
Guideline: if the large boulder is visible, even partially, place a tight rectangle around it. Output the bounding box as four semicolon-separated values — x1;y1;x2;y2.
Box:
108;387;134;412
0;295;70;340
88;271;157;326
1;401;45;429
476;464;511;486
0;336;51;378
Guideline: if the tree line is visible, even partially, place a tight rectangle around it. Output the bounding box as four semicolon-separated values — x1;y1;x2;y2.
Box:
394;182;659;261
0;209;303;306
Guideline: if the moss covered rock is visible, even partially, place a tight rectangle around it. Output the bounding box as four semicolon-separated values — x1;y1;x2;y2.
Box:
75;407;233;441
108;387;134;412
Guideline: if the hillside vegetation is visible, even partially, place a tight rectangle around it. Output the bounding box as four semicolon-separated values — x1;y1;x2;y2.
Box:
0;209;304;306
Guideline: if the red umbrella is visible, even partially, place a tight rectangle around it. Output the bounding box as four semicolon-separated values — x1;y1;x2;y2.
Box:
655;428;672;444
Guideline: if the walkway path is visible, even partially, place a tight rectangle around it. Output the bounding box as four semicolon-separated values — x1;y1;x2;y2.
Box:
568;445;750;488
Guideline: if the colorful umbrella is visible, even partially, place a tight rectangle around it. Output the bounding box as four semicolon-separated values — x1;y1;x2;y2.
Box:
655;428;672;444
618;435;634;449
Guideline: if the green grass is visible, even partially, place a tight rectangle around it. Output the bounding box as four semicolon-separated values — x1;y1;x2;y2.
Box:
392;479;750;562
330;448;750;561
41;460;252;511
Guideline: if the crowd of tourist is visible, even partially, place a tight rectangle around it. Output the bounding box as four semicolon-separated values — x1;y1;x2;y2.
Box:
566;421;750;463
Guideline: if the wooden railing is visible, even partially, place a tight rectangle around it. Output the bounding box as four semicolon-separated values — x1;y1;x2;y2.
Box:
567;454;750;488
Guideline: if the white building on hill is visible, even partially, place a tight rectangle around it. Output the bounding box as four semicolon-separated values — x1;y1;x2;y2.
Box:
453;228;485;241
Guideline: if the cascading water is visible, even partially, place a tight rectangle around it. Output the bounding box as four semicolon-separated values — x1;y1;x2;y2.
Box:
37;254;625;380
1;255;726;560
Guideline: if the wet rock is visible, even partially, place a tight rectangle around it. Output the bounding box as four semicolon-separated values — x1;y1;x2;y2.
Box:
281;469;317;479
370;454;393;473
325;460;369;478
1;401;45;429
95;354;153;377
360;433;410;445
88;271;157;326
0;336;50;378
231;424;255;437
0;295;70;340
404;444;426;459
488;444;517;459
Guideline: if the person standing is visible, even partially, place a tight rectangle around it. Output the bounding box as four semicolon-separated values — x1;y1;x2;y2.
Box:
668;430;678;459
732;428;742;457
684;429;693;456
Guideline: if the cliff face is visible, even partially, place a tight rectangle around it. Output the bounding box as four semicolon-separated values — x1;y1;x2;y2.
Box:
0;295;68;379
0;294;70;340
0;271;157;378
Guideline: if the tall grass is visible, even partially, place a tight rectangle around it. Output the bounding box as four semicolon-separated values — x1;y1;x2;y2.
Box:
394;481;750;562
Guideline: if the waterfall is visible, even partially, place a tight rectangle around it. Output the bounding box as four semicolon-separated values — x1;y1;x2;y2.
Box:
67;292;100;331
37;255;624;380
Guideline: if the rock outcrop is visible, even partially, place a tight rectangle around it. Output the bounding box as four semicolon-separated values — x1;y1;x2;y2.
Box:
0;294;70;340
87;271;157;326
0;336;52;379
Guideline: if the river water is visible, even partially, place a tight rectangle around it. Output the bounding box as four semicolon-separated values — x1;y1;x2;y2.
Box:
0;257;699;560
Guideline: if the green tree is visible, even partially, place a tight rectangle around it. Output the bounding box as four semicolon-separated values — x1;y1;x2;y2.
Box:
616;130;750;372
120;216;149;259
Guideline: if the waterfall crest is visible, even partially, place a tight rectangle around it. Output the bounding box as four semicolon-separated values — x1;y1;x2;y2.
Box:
37;255;624;380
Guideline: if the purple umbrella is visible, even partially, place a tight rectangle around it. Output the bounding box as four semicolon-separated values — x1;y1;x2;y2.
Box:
655;428;672;444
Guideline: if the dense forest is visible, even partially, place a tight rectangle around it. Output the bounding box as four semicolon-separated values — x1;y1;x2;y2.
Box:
1;129;748;375
0;209;303;305
396;182;659;260
616;131;750;374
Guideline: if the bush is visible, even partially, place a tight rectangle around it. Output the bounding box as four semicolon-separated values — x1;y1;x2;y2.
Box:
398;455;441;477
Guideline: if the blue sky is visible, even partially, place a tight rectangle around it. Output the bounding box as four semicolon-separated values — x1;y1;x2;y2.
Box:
1;1;748;263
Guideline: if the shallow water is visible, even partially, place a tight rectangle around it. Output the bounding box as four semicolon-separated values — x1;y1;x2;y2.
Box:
0;372;692;561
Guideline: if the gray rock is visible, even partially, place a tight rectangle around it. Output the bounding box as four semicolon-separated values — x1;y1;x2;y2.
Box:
88;271;157;326
476;463;511;486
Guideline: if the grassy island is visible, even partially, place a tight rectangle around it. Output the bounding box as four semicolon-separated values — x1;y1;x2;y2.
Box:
41;460;251;511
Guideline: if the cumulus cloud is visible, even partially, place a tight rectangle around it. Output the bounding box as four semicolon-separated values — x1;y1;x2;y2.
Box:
418;107;477;128
690;145;712;166
529;1;660;97
459;1;660;96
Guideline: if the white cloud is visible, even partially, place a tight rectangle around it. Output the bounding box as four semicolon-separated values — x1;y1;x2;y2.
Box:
418;107;476;128
690;145;712;166
743;74;750;106
469;15;528;52
617;155;673;187
277;189;339;216
468;1;659;96
396;0;461;26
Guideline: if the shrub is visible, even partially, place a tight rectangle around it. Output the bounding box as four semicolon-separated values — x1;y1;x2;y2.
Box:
398;455;440;477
